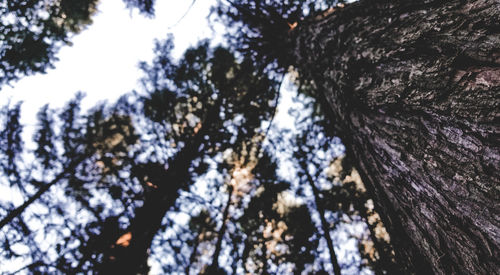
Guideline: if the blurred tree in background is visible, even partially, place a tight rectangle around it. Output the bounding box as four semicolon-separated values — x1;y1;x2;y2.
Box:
2;0;498;274
0;36;385;274
0;0;99;86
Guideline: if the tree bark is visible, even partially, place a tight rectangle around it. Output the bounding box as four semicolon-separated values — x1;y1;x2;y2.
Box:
289;0;499;274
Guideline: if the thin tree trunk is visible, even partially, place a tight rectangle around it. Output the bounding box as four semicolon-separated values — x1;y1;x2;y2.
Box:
288;0;500;274
260;239;269;275
241;237;251;273
303;168;342;275
208;185;233;272
186;228;203;275
230;231;240;275
97;98;223;274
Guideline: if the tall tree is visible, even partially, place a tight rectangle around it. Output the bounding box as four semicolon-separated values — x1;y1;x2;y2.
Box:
219;0;500;274
0;94;140;273
95;40;278;273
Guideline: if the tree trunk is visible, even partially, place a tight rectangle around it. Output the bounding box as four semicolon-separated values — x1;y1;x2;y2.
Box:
186;228;203;275
208;185;233;272
289;0;499;274
97;98;223;274
304;166;342;275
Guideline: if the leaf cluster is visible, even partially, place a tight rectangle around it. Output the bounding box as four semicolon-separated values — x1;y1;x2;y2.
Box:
0;0;99;86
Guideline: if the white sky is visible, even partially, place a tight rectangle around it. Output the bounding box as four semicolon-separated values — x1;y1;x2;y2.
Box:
0;0;221;126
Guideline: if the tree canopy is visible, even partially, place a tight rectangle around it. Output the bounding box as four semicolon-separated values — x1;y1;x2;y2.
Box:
1;0;498;274
0;0;158;87
0;30;386;275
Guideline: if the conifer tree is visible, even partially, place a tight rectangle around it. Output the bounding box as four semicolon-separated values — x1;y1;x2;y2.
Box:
217;0;500;273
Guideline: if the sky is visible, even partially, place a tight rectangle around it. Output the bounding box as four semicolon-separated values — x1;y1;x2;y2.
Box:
0;0;222;131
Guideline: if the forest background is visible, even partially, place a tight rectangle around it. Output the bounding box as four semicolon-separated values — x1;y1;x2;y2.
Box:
0;0;498;274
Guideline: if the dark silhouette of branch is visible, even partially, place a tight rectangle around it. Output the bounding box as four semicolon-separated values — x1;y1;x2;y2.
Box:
167;0;197;29
208;185;233;271
0;155;86;230
303;162;342;275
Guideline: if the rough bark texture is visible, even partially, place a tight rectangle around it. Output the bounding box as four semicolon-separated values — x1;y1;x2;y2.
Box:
290;0;499;274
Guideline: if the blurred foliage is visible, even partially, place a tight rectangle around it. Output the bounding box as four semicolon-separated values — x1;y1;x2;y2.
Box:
0;36;280;273
122;0;155;16
0;0;98;86
213;0;343;70
238;154;317;274
0;102;23;184
0;0;159;87
0;1;397;274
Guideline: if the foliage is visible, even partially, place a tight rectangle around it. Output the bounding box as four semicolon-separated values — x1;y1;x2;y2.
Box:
213;0;342;69
122;0;155;16
0;0;159;87
0;102;23;183
0;1;398;274
0;0;99;86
